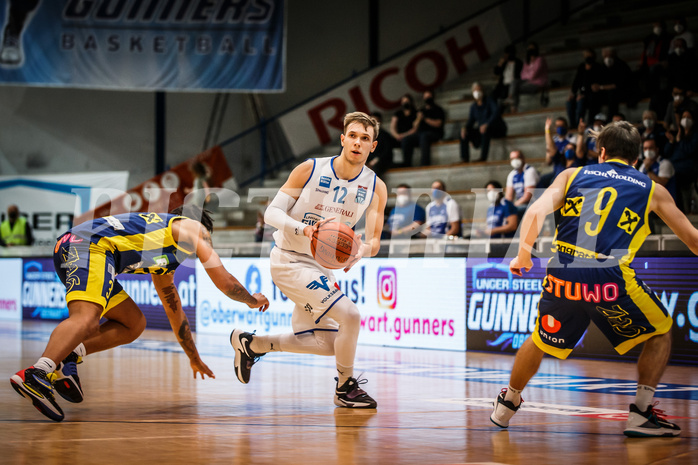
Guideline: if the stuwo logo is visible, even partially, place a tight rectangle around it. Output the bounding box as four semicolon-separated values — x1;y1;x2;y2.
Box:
377;267;397;309
306;275;330;292
541;314;562;333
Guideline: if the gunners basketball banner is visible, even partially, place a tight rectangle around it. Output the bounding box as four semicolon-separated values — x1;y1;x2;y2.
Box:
277;7;510;155
0;0;286;91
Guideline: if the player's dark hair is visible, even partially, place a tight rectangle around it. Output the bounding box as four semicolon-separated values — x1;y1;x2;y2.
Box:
170;204;214;233
595;121;641;163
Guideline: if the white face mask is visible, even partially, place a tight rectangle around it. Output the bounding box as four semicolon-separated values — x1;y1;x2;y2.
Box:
674;94;684;102
510;158;523;170
593;125;602;132
675;48;685;56
487;190;499;203
681;118;693;130
472;91;482;101
644;149;657;160
643;118;655;128
603;57;614;67
675;24;684;34
653;26;662;35
396;194;409;207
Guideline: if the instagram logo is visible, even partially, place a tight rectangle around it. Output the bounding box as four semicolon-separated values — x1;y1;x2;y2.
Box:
377;267;397;309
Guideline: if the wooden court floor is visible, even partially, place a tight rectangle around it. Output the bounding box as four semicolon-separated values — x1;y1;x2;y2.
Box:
1;320;697;465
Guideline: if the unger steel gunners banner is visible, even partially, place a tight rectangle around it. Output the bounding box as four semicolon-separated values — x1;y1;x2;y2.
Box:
0;0;286;91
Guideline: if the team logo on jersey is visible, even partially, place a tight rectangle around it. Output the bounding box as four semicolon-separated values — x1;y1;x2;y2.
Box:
139;212;163;224
319;176;332;188
306;275;330;291
302;212;324;226
617;208;640;234
562;197;584;216
541;315;561;333
356;185;367;204
153;255;169;267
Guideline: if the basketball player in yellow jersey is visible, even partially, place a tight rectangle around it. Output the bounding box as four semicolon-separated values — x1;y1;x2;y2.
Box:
231;112;388;408
11;205;270;422
490;121;698;437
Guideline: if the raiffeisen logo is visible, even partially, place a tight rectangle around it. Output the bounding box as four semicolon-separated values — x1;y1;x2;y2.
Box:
377;267;397;309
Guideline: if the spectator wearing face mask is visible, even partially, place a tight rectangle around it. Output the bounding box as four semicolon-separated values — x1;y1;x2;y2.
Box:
639;138;677;203
638;21;671;98
639;110;668;149
567;48;604;125
492;44;523;111
509;41;550;113
665;110;698;213
667;38;698;94
424;180;461;238
0;204;34;246
460;82;507;162
390;94;418;153
400;89;445;167
485;180;518;239
664;86;698;132
597;47;634;117
576;113;606;165
668;18;694;54
505;150;540;217
386;183;426;239
539;116;579;188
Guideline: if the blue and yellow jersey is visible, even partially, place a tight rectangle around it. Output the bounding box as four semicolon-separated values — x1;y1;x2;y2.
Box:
554;159;655;265
58;212;193;275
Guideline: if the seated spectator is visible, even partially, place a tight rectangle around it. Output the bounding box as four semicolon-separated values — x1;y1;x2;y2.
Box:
509;41;550;113
567;48;604;125
639;109;668;149
664;86;698;132
638;21;671;98
505;150;540;217
492;44;523;111
366;111;396;178
400;89;445;167
668;18;695;54
598;47;634;116
576;113;606;165
665;110;698;213
667;38;698;93
639;138;677;203
539;117;579;188
385;183;426;239
460;82;507;162
0;204;34;246
485;180;518;239
390;93;418;160
424;180;461;238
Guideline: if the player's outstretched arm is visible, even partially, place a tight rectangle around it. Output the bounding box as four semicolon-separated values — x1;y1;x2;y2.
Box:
151;273;215;379
651;183;698;255
343;178;387;271
511;168;572;276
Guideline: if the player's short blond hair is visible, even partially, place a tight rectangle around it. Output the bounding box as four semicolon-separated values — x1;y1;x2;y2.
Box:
344;112;379;141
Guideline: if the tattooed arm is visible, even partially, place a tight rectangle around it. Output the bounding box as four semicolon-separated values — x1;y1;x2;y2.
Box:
152;273;215;379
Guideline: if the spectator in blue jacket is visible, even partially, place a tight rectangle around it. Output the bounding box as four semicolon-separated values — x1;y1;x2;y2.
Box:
460;82;507;162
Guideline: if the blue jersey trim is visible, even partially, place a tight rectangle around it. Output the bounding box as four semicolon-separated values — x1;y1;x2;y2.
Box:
330;156;365;182
294;328;340;336
314;294;345;324
302;158;316;189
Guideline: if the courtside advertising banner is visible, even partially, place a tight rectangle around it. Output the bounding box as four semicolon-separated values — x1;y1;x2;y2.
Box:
196;257;466;351
0;171;128;247
21;258;68;321
466;257;698;366
0;0;286;91
0;258;22;321
278;7;510;154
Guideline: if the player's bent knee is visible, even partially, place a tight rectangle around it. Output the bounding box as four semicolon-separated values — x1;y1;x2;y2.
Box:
330;299;361;328
315;331;336;356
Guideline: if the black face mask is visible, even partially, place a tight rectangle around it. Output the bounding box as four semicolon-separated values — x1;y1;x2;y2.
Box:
585;56;594;64
425;97;434;106
402;103;411;110
526;50;537;59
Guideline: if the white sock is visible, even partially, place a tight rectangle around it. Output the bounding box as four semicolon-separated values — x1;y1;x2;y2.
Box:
336;363;354;386
250;335;275;354
34;357;57;374
74;342;86;358
635;385;655;411
504;385;522;406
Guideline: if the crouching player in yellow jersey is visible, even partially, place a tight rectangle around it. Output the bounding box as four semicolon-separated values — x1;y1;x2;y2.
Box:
10;205;269;422
490;121;698;437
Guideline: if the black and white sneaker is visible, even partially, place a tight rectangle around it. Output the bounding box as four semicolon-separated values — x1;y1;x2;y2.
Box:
490;388;522;428
53;351;84;403
334;376;377;409
0;30;21;66
10;367;65;422
624;403;681;437
230;329;263;384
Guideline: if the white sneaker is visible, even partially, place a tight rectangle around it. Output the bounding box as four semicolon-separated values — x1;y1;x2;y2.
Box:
624;403;681;437
490;389;521;428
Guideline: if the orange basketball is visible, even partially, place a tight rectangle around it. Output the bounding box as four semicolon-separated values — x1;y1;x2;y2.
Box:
311;222;360;269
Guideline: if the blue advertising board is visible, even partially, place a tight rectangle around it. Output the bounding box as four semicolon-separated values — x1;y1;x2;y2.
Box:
0;0;286;91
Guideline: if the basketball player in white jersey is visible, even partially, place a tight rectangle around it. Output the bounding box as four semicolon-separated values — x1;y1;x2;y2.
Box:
231;112;388;408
